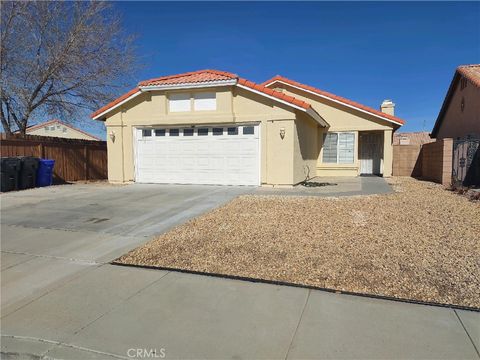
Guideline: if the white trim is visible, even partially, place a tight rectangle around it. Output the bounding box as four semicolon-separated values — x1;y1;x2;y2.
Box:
92;91;142;120
236;84;328;127
94;80;236;120
139;79;237;91
264;80;404;126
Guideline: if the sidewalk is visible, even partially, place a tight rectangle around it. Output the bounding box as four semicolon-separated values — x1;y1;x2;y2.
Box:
2;263;478;359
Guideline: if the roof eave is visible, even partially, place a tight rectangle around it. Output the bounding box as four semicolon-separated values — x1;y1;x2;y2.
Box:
139;79;237;91
236;83;327;127
265;79;405;127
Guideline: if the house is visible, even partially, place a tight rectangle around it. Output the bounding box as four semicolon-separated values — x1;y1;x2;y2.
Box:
24;119;102;141
91;70;405;186
431;64;480;139
393;132;434;146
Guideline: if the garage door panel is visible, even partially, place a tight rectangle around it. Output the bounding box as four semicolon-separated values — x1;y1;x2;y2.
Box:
135;125;259;185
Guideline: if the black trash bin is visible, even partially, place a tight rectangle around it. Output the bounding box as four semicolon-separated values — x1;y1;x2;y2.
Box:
1;157;21;192
17;156;40;190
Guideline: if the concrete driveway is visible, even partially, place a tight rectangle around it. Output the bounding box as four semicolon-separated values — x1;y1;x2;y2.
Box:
1;183;253;316
1;183;479;359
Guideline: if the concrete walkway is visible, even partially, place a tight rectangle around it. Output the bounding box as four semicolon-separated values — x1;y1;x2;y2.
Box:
255;176;393;197
1;183;479;359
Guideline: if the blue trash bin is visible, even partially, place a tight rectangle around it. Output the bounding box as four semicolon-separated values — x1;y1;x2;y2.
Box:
36;159;55;187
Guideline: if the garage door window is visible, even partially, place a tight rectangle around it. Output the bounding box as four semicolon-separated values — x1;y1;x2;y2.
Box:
213;128;223;136
169;129;179;136
183;128;194;136
198;128;209;136
243;126;254;135
142;129;152;137
155;129;165;136
227;127;238;135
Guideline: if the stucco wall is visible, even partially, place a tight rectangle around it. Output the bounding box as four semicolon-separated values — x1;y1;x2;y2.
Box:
293;113;319;183
104;86;298;184
274;84;396;176
436;78;480;139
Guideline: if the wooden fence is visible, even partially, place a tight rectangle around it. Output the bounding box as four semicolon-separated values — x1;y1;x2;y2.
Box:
1;134;107;183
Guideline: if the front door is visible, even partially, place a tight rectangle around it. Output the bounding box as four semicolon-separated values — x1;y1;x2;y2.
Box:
359;132;383;175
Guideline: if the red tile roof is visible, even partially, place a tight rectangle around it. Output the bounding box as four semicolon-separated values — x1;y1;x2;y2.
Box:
457;64;480;87
237;78;312;110
92;70;315;119
91;87;140;119
262;75;405;125
139;69;237;87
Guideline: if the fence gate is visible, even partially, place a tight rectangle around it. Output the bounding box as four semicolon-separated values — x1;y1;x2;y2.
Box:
452;136;480;187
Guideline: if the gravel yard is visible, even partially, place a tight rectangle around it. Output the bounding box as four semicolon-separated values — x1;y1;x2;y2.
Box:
117;177;480;308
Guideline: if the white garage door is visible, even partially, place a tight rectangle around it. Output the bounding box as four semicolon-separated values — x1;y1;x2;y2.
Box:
135;125;260;185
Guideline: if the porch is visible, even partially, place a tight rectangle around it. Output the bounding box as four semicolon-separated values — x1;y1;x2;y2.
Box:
316;129;393;177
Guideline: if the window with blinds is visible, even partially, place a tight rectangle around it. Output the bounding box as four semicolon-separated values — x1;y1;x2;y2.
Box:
322;132;355;164
322;133;338;163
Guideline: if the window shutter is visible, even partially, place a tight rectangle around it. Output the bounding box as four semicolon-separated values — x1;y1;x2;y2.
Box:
193;92;216;111
169;93;190;112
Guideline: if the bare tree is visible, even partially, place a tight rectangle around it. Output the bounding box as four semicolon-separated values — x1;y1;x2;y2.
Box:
0;1;138;135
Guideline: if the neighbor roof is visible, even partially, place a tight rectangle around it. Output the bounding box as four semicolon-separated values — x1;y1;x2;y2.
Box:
457;64;480;87
393;131;434;145
24;119;102;141
431;64;480;137
262;75;406;126
91;70;325;125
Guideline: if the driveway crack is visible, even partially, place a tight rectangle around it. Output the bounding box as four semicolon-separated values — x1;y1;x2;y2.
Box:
284;289;310;360
454;309;480;358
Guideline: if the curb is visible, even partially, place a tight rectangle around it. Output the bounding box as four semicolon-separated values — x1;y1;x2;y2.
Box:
110;261;480;313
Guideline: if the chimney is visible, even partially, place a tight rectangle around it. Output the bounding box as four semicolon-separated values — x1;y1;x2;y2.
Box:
380;99;395;116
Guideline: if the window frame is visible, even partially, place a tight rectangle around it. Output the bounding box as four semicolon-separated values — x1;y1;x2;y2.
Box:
322;132;355;164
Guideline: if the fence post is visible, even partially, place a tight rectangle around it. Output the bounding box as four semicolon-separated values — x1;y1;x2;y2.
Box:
38;143;45;158
84;145;89;180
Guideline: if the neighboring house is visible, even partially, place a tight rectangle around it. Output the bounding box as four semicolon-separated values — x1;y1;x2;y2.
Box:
431;64;480;139
91;69;405;186
24;119;101;141
393;132;434;146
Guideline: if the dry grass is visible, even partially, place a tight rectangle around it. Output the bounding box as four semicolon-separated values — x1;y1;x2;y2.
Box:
117;178;480;308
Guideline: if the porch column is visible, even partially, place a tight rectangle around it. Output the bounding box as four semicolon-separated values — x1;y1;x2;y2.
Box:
383;129;393;176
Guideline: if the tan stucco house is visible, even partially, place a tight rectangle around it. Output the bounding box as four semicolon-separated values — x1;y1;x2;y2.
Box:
91;69;405;186
24;119;102;141
431;64;480;139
